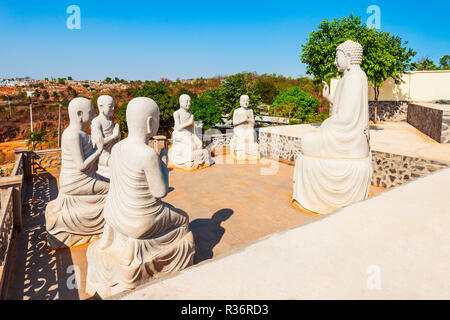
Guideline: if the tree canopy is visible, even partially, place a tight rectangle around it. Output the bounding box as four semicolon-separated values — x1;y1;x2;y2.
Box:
300;14;416;122
270;87;325;124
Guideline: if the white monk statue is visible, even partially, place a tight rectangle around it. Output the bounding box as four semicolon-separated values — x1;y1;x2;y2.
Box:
91;95;121;179
230;95;259;160
168;94;213;170
45;97;109;249
293;40;372;214
86;97;195;298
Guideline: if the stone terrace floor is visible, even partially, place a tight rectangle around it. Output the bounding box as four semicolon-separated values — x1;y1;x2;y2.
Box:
5;156;384;300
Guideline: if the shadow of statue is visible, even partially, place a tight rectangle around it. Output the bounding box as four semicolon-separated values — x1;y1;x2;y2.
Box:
6;173;79;300
189;209;233;264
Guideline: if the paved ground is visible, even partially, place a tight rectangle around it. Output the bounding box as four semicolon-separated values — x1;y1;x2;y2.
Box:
118;168;450;300
5;157;384;300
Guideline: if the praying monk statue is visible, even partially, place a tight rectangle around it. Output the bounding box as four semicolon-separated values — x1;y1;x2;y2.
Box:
86;97;195;298
45;97;109;249
293;40;372;214
230;95;259;160
168;94;213;170
91;95;121;179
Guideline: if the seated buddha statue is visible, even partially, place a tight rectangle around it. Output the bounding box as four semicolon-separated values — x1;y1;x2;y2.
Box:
91;95;121;179
86;97;195;298
45;97;109;249
168;94;213;170
230;95;259;160
293;40;372;214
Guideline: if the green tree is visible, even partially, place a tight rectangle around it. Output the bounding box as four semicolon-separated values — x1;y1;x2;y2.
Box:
254;77;280;104
104;77;112;83
300;14;416;123
270;87;324;123
68;76;73;80
415;57;437;70
439;55;450;70
190;90;223;131
52;91;59;100
33;89;41;98
216;72;262;120
26;130;49;150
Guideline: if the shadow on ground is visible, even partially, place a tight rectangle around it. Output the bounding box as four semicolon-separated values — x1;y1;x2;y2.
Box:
6;173;80;300
189;209;233;264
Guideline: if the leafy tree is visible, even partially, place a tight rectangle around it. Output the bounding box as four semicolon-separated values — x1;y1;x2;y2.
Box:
104;77;112;83
415;57;437;70
270;87;324;123
52;91;59;100
254;77;280;104
439;55;450;70
190;90;223;131
26;130;49;150
68;76;73;80
33;89;41;98
300;14;416;123
216;72;262;120
57;78;66;85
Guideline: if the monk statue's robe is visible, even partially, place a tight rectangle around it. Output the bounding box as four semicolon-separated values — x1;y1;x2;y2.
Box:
86;141;195;298
45;133;109;249
293;66;372;214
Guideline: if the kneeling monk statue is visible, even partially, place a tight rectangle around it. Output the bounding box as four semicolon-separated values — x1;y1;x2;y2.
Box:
293;40;372;214
45;97;109;249
86;97;195;298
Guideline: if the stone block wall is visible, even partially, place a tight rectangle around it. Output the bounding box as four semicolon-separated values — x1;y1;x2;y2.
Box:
369;101;408;122
258;130;449;189
407;103;443;142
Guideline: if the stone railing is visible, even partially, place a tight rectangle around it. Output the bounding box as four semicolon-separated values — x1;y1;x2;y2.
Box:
0;152;25;298
258;129;450;189
30;149;62;176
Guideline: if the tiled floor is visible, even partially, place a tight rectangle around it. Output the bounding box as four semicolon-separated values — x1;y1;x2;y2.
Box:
6;159;384;300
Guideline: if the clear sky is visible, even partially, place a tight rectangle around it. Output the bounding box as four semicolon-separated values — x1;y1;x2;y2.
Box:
0;0;449;81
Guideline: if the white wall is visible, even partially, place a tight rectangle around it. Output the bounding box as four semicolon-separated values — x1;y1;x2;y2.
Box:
330;70;450;102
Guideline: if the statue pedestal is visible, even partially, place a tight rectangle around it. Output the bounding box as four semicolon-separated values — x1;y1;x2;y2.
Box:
168;142;214;171
293;154;372;214
230;137;260;161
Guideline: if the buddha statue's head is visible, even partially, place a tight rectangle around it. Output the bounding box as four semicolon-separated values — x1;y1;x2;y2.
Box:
240;95;250;109
97;95;114;118
335;40;363;72
179;94;191;111
126;97;160;139
68;97;95;128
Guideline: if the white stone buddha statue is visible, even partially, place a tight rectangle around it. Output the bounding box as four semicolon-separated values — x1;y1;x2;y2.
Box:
86;97;195;298
45;97;109;249
168;94;213;170
91;95;121;179
293;40;372;214
230;95;259;160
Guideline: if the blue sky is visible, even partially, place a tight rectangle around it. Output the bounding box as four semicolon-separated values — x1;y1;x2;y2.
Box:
0;0;449;81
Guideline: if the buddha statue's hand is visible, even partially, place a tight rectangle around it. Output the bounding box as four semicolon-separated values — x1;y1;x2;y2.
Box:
322;81;332;104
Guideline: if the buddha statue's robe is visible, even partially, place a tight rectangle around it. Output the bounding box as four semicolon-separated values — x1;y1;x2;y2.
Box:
45;133;109;249
230;108;259;160
86;141;195;298
293;67;372;214
168;111;213;170
92;117;116;179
